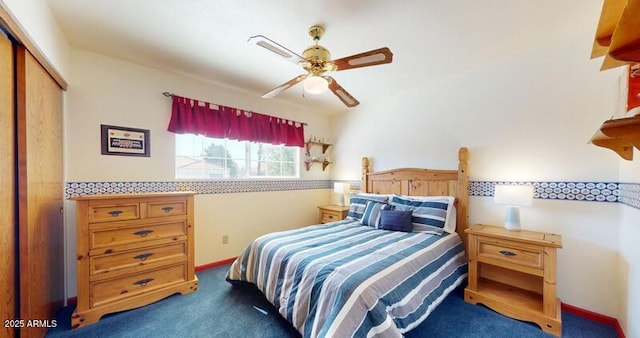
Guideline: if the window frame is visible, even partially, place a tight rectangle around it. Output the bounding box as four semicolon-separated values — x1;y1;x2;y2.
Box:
175;134;301;180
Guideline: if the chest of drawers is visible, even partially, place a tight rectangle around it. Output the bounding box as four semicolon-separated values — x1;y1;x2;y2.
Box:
71;192;198;328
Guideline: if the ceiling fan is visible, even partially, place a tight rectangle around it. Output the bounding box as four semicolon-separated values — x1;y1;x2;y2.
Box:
248;25;393;108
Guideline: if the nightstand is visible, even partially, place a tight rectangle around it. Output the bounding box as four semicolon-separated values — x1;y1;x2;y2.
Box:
464;224;563;336
317;205;349;224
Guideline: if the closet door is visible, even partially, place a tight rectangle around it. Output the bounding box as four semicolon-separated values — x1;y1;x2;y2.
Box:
16;45;64;338
0;31;16;338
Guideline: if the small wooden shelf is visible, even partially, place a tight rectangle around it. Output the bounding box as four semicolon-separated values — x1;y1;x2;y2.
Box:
590;115;640;160
600;115;640;149
305;141;332;154
304;140;333;171
590;129;634;160
472;278;544;313
608;0;640;63
304;160;332;171
591;0;640;70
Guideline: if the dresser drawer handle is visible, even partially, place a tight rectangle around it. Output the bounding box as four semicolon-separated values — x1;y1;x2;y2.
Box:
133;278;154;287
108;210;123;217
133;230;154;237
133;253;154;261
499;250;517;257
161;206;174;213
328;215;334;219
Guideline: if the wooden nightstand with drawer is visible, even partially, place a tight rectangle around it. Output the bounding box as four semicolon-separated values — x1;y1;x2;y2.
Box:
318;205;349;223
71;192;199;328
464;224;563;336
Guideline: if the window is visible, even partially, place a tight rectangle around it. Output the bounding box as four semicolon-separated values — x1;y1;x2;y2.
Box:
175;134;300;179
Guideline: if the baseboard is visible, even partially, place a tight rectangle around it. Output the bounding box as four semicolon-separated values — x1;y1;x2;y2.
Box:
561;303;625;338
195;257;237;272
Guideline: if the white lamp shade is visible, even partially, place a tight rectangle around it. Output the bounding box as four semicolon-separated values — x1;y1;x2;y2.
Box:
494;185;533;206
333;182;350;193
304;76;328;94
333;183;350;206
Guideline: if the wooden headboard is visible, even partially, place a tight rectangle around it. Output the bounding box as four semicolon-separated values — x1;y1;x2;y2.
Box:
361;147;469;248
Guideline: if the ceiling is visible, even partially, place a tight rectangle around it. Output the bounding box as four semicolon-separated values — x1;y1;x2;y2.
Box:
45;0;603;115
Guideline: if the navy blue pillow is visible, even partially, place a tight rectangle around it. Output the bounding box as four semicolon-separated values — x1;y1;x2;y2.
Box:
379;210;413;232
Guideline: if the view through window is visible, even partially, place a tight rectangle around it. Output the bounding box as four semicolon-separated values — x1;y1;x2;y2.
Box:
175;134;300;179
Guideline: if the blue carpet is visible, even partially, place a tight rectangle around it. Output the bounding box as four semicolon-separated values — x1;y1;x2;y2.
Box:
47;265;618;337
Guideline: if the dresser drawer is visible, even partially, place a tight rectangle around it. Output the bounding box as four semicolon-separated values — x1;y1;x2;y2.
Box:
321;212;341;223
477;237;543;270
147;200;187;218
91;242;187;277
90;220;187;250
89;203;140;223
90;263;187;308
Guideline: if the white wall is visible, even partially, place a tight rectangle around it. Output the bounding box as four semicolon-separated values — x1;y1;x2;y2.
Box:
65;48;332;182
62;47;334;297
330;29;625;317
3;0;69;78
618;149;640;337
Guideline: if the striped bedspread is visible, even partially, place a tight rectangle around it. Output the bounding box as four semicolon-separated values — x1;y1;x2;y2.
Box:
226;220;468;337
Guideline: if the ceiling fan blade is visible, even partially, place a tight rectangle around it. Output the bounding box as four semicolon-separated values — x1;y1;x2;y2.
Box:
327;77;360;107
332;47;393;71
262;75;307;98
248;35;306;64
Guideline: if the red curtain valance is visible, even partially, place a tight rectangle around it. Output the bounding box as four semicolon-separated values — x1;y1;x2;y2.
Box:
167;95;305;147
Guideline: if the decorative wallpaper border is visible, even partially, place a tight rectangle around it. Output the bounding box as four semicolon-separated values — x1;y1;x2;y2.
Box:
64;180;640;210
470;181;619;203
619;183;640;209
65;180;332;199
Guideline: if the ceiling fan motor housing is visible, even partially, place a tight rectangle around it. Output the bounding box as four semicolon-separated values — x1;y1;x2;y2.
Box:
303;45;331;63
302;45;337;73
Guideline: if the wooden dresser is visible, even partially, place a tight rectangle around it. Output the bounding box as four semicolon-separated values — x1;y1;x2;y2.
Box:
71;192;198;328
464;224;563;336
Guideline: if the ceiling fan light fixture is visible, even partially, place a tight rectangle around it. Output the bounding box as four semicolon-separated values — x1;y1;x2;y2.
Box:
303;75;328;95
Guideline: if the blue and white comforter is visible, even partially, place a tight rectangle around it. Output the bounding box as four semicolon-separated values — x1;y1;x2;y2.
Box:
226;220;467;337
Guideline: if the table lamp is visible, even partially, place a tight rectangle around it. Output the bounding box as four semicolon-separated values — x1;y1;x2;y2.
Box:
494;185;534;231
333;182;350;206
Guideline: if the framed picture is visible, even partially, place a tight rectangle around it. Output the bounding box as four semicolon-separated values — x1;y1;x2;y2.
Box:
101;124;150;157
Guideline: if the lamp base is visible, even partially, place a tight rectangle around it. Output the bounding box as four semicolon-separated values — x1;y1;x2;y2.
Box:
504;206;521;231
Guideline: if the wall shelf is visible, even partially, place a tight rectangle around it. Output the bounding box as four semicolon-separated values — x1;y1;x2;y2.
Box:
305;141;332;154
592;0;640;70
304;160;332;171
590;129;634;160
304;140;333;171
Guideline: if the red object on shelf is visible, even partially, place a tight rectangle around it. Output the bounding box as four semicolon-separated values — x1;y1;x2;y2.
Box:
628;65;640;112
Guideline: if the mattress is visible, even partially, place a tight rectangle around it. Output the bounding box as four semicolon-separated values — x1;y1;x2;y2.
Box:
226;220;468;337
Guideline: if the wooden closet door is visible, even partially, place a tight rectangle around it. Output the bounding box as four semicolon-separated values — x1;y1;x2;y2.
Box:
0;31;16;338
16;45;64;338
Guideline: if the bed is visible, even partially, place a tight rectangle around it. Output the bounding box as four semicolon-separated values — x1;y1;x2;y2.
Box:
226;147;470;337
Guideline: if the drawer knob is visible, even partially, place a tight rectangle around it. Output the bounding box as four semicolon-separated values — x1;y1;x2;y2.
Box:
133;278;154;287
133;229;154;237
161;206;174;213
328;215;334;219
499;250;517;257
108;210;123;217
133;253;154;261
